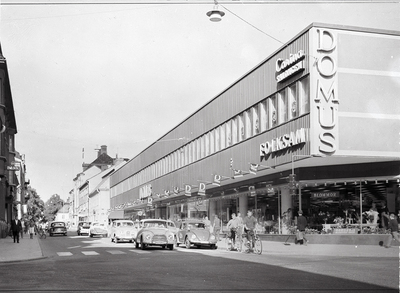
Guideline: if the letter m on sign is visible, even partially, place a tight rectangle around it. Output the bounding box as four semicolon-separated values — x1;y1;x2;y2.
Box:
315;79;338;103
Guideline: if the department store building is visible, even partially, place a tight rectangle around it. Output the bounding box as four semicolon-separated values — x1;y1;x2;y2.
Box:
109;23;400;232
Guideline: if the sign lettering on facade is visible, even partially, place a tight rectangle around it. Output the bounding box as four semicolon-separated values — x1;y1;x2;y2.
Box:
311;191;339;198
312;28;339;154
276;50;305;82
260;128;307;159
139;184;152;199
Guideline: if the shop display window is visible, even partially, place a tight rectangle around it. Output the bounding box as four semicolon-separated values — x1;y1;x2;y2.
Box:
278;89;288;124
288;83;298;120
220;125;226;150
238;113;245;142
226;121;232;147
231;117;238;145
269;96;277;128
299;76;310;115
259;100;268;132
215;127;220;152
209;130;215;155
252;106;260;135
245;110;251;139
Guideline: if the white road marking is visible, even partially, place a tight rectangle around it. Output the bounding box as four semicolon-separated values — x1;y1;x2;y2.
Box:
81;251;99;255
107;250;126;255
57;252;73;256
128;249;150;254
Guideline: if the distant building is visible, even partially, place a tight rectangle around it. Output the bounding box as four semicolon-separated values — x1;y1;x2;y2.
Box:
55;204;70;226
69;145;128;227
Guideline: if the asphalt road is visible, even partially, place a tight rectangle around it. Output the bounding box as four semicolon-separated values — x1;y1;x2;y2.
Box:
0;235;397;293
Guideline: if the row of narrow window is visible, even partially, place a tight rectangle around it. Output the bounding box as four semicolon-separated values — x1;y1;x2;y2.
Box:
111;76;310;198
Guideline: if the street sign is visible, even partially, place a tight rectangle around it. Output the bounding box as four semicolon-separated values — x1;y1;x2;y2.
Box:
7;165;20;171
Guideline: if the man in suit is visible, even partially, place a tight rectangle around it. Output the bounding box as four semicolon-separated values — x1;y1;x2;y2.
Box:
10;216;22;243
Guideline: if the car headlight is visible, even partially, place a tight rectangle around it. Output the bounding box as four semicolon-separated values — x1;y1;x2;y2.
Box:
210;235;216;240
167;234;174;240
190;234;198;241
144;232;153;240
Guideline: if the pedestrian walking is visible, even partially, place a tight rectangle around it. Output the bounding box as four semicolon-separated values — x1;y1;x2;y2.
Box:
29;221;35;239
213;215;221;241
296;210;308;245
384;213;400;248
10;216;22;243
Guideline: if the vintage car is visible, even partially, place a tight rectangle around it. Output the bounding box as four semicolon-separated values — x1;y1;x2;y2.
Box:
110;220;138;243
176;219;217;249
77;221;91;236
135;219;175;250
48;221;68;237
89;223;108;237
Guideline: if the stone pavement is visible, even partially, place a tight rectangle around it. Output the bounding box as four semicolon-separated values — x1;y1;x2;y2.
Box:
0;234;398;263
0;234;44;263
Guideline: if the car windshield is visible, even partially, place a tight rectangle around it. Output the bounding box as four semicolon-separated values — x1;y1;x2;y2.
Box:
187;222;205;229
51;222;65;227
143;221;166;228
116;222;133;227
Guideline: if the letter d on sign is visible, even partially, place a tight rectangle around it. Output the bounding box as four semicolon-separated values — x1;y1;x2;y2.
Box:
198;183;206;196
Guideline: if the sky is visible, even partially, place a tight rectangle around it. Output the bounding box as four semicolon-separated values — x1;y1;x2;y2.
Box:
0;0;399;202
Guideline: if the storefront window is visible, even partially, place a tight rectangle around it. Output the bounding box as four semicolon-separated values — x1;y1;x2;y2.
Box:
252;106;259;135
259;100;268;132
288;83;298;120
231;117;238;145
299;76;310;115
278;89;288;124
269;96;277;128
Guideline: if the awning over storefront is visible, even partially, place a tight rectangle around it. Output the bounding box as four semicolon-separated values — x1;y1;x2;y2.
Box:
108;210;124;219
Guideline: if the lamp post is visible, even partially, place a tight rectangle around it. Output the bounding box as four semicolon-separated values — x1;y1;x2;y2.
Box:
291;154;325;211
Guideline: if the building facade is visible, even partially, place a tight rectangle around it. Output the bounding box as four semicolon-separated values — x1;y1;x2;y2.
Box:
109;23;400;233
0;44;19;227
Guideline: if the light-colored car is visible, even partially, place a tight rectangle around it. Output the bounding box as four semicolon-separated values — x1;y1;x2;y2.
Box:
135;219;175;250
89;223;108;238
110;220;137;243
77;221;91;236
176;219;217;249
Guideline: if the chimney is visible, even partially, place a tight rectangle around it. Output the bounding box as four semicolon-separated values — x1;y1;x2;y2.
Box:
98;145;107;157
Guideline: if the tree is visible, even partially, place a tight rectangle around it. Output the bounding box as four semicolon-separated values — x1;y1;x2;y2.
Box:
24;187;45;224
43;194;64;222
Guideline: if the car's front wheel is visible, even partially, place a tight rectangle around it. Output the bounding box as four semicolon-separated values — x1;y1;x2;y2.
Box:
135;241;139;249
185;238;191;249
168;244;174;250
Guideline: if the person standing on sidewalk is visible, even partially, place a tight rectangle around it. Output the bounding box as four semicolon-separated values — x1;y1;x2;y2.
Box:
213;215;221;241
296;211;308;245
384;213;400;248
10;216;22;243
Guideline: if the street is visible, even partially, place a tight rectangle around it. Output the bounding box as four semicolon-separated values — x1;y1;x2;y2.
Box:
0;234;398;292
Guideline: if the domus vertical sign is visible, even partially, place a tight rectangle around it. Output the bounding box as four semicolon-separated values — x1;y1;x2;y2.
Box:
310;28;339;154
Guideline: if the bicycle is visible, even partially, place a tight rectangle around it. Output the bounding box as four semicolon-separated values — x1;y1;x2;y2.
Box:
36;225;47;239
225;229;242;252
241;229;262;254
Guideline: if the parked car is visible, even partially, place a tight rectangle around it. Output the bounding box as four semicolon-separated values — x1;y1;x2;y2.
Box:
135;219;175;250
176;219;217;249
89;223;108;238
77;221;91;236
110;220;137;243
48;221;67;237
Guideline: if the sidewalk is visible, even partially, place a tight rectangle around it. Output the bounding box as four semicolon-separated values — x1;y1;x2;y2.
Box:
0;234;44;263
216;238;399;258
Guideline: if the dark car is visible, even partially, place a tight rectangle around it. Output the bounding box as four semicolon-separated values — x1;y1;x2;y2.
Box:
48;221;67;237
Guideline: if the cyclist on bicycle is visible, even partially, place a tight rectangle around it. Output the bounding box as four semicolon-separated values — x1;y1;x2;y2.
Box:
243;210;257;248
226;213;240;250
